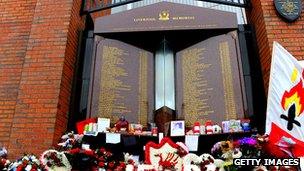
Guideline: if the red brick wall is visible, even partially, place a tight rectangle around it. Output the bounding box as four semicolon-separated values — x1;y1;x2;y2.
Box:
0;0;37;149
247;0;304;94
0;0;85;158
55;0;85;148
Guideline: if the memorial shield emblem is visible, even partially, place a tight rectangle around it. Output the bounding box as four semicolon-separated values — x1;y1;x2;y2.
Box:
274;0;302;22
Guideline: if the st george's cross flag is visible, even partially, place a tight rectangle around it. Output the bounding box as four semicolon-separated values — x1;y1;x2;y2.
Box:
266;42;304;157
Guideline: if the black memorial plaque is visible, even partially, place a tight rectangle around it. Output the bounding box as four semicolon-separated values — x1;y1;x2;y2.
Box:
176;31;246;125
89;39;154;124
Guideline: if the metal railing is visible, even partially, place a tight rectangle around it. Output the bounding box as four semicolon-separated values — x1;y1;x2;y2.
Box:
81;0;249;14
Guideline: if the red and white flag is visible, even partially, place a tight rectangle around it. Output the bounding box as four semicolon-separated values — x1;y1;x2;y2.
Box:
266;41;304;157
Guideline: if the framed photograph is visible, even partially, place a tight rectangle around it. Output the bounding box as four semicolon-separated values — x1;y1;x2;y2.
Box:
170;120;185;136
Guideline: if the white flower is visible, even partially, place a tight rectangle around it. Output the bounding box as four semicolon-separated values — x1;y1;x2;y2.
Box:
23;156;29;161
183;153;201;165
0;147;7;157
232;149;242;158
30;155;37;160
25;164;32;171
200;153;215;162
32;158;40;165
214;159;225;171
183;165;200;171
8;162;19;170
204;163;217;171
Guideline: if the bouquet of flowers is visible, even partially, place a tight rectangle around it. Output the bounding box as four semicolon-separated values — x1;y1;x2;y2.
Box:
211;140;242;171
95;147;126;170
0;147;10;170
58;131;83;150
40;149;71;171
8;154;42;171
234;137;261;158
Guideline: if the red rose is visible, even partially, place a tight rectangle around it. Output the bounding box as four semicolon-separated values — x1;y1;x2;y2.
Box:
99;148;106;154
105;152;112;157
119;162;126;168
22;160;28;165
46;161;52;167
16;166;24;171
115;166;124;171
99;156;105;162
84;149;94;156
31;164;37;169
108;161;115;168
127;159;134;164
233;140;240;148
98;161;105;168
69;148;81;154
50;152;56;159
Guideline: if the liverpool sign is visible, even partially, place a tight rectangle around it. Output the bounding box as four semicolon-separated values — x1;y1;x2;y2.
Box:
274;0;302;22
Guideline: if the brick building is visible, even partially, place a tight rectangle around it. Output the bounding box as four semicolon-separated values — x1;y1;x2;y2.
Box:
0;0;303;158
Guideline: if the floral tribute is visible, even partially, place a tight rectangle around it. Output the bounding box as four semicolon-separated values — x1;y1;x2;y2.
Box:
95;147;126;170
40;149;71;171
0;147;10;170
57;131;83;150
7;154;42;171
3;129;303;171
210;137;260;170
145;137;184;170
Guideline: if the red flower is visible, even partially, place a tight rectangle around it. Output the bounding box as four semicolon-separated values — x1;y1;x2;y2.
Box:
98;161;105;168
99;148;106;154
84;149;95;156
233;140;240;148
119;162;126;168
31;164;37;169
127;159;134;165
46;161;52;167
69;148;81;154
105;152;112;157
115;166;124;171
108;161;115;168
16;166;24;171
22;160;28;166
0;158;6;165
50;152;56;159
99;156;105;162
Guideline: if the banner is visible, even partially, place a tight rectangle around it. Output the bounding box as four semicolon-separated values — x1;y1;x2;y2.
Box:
266;42;304;157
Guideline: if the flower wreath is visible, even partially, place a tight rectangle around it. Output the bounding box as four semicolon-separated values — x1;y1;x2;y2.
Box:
145;137;183;170
40;149;71;171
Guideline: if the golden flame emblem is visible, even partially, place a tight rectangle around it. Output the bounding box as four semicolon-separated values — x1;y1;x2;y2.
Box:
159;10;169;21
281;80;304;117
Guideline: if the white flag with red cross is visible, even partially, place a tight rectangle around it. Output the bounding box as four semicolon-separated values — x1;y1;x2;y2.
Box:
266;41;304;157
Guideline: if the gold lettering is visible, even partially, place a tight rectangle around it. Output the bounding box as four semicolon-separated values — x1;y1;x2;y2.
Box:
182;48;214;125
134;17;156;22
219;42;237;120
138;51;148;125
99;46;132;121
